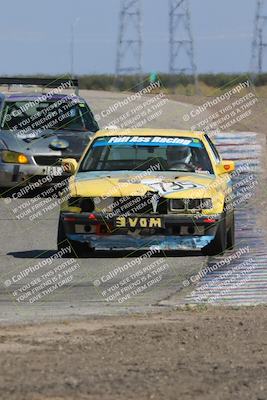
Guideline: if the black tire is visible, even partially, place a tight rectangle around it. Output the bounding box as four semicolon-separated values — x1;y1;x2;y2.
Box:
0;187;11;196
57;218;91;258
57;218;67;247
227;212;235;250
202;216;227;256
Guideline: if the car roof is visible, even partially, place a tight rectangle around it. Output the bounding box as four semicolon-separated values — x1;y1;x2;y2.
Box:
93;128;205;139
1;92;85;102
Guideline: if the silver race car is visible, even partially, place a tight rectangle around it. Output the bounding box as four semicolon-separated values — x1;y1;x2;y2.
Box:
0;77;99;189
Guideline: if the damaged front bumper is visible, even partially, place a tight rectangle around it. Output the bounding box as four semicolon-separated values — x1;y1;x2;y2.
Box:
67;233;214;251
61;212;221;251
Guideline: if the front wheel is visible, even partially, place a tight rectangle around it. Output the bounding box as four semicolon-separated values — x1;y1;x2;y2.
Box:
202;216;227;256
227;212;235;250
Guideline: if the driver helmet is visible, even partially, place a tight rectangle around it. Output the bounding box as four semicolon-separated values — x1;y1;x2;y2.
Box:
166;145;192;164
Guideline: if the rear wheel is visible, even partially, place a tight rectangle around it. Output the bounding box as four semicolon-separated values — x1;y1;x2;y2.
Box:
57;217;92;258
202;216;227;256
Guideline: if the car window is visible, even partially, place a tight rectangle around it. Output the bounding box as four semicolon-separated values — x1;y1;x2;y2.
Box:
80;136;214;174
106;146;166;161
0;100;99;133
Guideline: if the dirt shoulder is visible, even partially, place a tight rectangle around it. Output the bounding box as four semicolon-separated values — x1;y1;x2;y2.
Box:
0;307;266;400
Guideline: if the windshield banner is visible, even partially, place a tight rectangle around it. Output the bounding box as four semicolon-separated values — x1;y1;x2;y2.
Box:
93;136;203;148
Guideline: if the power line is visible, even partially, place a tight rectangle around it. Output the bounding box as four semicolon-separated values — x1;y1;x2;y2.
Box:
116;0;143;75
251;0;267;75
169;0;198;89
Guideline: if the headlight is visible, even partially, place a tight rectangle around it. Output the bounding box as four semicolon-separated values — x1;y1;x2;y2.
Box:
68;197;95;212
200;198;213;209
170;198;213;211
170;199;185;211
1;150;29;164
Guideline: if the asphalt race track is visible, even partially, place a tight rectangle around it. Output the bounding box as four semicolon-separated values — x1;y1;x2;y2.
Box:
165;132;267;306
0;90;265;324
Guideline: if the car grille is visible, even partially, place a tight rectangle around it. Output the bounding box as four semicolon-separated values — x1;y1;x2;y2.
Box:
170;198;212;212
34;156;62;166
113;195;168;215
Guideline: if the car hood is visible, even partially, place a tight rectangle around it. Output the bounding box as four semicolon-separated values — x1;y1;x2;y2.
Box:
72;171;228;199
0;129;92;158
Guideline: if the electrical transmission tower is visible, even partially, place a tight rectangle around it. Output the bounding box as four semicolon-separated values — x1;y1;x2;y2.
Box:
169;0;198;89
251;0;267;74
116;0;143;76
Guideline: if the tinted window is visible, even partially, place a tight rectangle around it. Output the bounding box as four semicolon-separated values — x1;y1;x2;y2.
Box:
80;136;214;174
0;99;99;133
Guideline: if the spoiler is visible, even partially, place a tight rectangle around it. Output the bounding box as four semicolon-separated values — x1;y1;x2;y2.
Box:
0;77;79;95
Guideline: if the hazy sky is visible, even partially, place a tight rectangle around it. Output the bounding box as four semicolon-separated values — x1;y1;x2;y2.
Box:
0;0;261;75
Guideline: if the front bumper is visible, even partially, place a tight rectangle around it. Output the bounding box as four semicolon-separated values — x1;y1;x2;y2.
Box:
61;212;221;251
67;234;214;251
0;163;69;188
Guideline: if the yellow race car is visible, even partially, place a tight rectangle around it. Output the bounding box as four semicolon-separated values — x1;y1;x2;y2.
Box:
58;129;235;256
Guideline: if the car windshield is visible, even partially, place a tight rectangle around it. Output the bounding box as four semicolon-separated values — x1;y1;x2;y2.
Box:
0;99;99;133
79;136;214;174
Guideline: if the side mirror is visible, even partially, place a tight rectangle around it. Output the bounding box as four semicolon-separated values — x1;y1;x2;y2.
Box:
216;160;235;175
61;158;78;175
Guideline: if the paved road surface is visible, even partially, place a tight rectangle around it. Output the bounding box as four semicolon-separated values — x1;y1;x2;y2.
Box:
0;90;208;323
0;90;265;324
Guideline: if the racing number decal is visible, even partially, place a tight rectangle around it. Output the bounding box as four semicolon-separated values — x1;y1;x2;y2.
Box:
141;179;204;195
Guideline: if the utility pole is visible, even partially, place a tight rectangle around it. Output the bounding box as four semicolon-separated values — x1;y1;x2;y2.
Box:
169;0;198;91
116;0;143;76
70;17;80;77
251;0;267;75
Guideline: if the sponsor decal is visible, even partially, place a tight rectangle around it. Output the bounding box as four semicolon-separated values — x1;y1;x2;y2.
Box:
140;179;204;195
93;136;203;148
